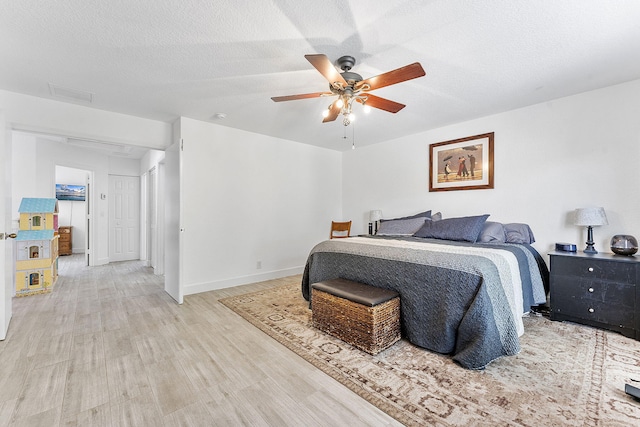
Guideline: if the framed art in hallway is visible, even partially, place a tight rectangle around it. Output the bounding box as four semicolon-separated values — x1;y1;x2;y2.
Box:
429;132;494;192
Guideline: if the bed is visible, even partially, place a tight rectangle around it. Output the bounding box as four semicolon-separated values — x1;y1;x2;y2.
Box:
301;213;549;369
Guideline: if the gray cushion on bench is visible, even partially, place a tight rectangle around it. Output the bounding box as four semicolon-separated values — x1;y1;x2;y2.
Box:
311;278;399;307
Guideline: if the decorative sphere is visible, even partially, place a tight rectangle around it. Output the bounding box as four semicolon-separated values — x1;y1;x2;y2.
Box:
610;234;638;256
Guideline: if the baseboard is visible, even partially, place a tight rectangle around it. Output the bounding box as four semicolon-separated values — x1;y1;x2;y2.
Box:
184;266;304;296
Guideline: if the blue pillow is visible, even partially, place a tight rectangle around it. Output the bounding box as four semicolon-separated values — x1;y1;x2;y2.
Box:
380;210;431;222
504;223;536;244
478;221;506;243
376;217;427;236
413;214;490;242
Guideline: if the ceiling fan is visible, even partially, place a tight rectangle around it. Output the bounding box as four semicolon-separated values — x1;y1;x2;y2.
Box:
271;54;426;126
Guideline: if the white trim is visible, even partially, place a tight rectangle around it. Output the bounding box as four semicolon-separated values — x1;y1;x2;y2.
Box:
183;267;304;295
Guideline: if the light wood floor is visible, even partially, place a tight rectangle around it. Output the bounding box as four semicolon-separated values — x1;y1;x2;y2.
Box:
0;255;401;427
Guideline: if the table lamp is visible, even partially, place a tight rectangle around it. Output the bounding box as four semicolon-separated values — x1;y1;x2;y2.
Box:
369;210;382;234
574;207;608;254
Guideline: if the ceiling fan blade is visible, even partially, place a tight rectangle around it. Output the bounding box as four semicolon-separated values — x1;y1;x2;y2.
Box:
305;54;347;88
271;92;333;102
358;94;405;113
322;101;341;123
355;62;425;91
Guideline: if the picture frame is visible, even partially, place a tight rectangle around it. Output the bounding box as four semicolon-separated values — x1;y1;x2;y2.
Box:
429;132;494;192
55;184;86;201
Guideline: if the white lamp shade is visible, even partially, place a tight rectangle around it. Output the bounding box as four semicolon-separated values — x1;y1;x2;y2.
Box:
574;207;608;226
369;210;383;222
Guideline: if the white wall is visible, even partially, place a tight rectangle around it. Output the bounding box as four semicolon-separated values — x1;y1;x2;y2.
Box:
0;90;171;150
108;157;140;176
343;79;640;258
140;149;165;175
180;118;342;294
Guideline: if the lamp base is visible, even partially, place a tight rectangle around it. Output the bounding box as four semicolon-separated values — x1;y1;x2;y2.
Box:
584;226;598;254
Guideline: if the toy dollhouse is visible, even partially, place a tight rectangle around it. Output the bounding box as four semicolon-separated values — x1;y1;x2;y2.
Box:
15;198;59;296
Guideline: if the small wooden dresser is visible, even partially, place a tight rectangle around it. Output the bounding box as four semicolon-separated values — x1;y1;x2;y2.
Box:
58;226;72;256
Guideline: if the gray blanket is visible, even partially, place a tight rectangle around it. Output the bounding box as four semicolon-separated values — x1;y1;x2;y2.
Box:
301;236;547;369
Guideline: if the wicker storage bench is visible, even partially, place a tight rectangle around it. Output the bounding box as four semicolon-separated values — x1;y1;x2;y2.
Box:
311;278;401;355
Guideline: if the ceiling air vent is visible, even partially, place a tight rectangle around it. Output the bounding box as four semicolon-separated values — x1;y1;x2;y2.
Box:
48;83;94;103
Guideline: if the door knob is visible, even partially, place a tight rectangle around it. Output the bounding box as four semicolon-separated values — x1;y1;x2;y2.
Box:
1;233;17;240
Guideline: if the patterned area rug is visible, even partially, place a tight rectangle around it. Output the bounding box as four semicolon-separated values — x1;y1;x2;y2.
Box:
220;281;640;426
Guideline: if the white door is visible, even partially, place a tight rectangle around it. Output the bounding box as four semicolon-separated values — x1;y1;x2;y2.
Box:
163;140;182;303
0;112;13;339
148;167;157;270
155;163;165;276
108;175;141;262
85;173;93;266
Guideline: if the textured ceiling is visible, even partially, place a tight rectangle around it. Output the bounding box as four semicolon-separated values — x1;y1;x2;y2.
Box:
2;0;640;152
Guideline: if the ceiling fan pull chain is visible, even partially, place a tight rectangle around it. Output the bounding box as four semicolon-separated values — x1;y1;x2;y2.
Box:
352;124;356;150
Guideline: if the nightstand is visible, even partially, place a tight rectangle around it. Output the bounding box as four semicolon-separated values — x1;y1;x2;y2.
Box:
549;251;640;339
58;226;72;256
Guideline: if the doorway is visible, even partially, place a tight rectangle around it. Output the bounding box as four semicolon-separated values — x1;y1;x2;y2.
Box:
55;165;90;263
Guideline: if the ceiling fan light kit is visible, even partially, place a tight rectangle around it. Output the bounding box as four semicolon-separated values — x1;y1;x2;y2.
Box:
272;54;425;129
